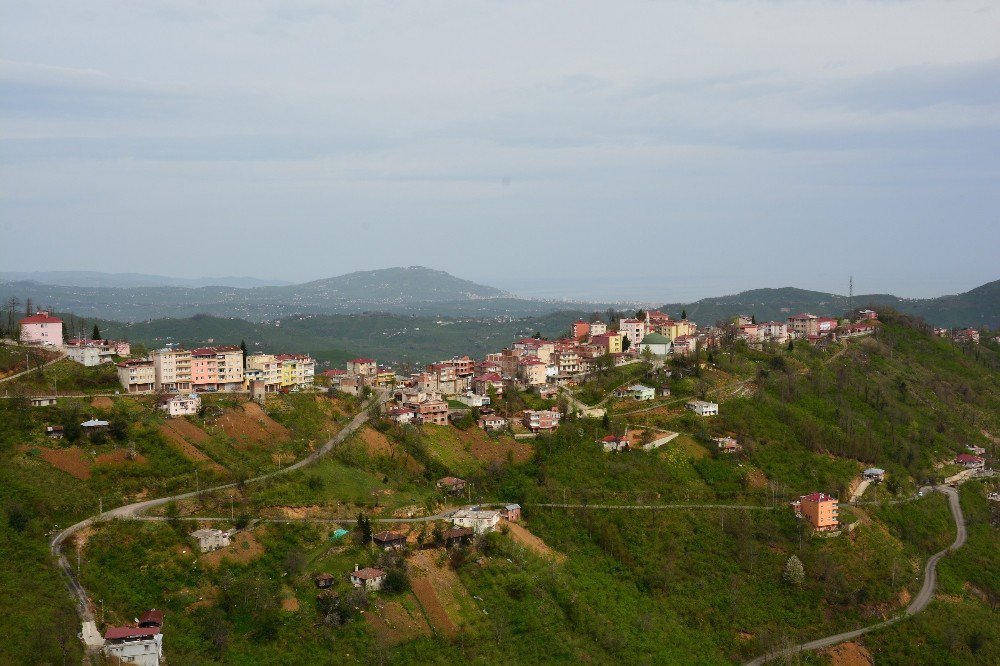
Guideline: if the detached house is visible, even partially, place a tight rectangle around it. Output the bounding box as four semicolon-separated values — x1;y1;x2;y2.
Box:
955;454;985;471
437;476;467;495
160;393;201;417
102;626;163;666
350;565;387;591
451;508;501;534
522;409;561;432
372;531;407;551
686;400;718;416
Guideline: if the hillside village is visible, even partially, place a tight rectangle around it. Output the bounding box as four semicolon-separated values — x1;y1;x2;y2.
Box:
3;304;999;665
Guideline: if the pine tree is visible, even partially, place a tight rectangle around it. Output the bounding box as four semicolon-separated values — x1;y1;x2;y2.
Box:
681;309;687;319
92;325;101;341
240;340;248;369
783;554;805;586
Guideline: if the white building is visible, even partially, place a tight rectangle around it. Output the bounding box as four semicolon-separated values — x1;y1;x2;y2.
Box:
454;392;490;408
151;348;193;392
451;508;501;534
686;400;719;416
350;566;387;591
190;528;231;553
102;627;163;666
160;394;201;417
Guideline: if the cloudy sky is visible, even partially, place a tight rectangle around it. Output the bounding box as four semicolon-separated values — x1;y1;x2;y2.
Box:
1;1;998;301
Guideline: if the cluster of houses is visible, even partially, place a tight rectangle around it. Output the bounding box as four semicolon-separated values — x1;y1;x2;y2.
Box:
313;497;521;594
115;346;316;396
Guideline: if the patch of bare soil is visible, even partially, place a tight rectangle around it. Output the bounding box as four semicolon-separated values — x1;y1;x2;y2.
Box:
365;594;432;645
242;402;291;438
824;642;873;666
275;505;324;519
200;530;264;568
361;426;393;455
162;418;209;444
95;448;148;467
899;587;911;605
407;549;467;636
506;522;566;563
185;586;219;612
39;446;91;480
217;403;290;447
281;590;300;612
158;424;226;473
746;468;768;489
90;396;114;409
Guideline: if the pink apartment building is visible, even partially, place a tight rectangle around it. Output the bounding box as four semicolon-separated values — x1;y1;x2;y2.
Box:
19;312;63;345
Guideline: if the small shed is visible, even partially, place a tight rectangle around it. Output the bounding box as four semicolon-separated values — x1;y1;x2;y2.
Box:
45;425;65;439
442;527;474;548
314;573;335;589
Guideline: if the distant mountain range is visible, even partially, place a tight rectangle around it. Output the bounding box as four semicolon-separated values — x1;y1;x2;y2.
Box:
0;270;292;289
1;267;997;329
657;281;1000;330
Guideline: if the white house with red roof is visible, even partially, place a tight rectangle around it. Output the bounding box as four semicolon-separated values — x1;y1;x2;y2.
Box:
19;311;63;345
955;453;985;470
102;624;163;666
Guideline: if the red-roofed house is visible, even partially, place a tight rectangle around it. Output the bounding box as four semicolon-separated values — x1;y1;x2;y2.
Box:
955;454;985;470
19;312;63;345
102;625;163;665
350;565;387;591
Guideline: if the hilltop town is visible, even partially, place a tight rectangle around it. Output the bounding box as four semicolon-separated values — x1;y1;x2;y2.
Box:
2;303;999;665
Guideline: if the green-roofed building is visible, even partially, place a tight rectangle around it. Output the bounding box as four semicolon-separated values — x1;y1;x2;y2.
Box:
638;332;672;356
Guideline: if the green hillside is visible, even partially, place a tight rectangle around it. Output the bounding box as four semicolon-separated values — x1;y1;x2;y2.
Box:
1;312;997;663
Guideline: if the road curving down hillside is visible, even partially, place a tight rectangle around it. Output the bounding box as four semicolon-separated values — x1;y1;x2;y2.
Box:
743;485;967;665
50;390;390;650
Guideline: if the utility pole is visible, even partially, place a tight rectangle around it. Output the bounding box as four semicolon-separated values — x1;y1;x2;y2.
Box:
98;497;103;516
230;494;235;521
849;275;854;315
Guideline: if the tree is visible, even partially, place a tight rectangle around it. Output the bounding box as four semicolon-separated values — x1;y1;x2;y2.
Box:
635;309;646;321
356;512;372;544
787;339;794;351
621;336;631;352
91;324;101;340
681;309;687;319
783;554;805;586
751;314;756;325
641;346;654;363
240;340;248;369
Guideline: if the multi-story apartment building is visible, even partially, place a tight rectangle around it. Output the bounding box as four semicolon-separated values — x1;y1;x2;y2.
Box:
588;321;607;336
512;338;554;364
415;399;449;425
117;358;156;394
590;332;623;355
151;348;193;392
787;313;819;338
517;357;547;386
619;318;646;350
551;350;580;378
191;346;244;392
19;312;63;346
796;492;839;531
347;358;377;377
246;353;281;392
522;409;561;432
757;321;789;342
277;354;315;390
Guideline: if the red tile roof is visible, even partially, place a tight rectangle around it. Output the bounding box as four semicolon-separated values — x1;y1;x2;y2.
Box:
351;567;386;580
104;626;159;641
138;609;164;626
349;358;375;363
956;454;984;463
19;312;62;324
800;492;836;502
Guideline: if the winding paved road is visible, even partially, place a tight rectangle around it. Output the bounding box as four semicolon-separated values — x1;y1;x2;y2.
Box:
50;390;390;649
743;485;967;665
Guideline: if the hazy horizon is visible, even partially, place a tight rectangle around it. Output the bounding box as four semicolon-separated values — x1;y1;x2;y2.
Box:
3;2;999;302
2;266;996;305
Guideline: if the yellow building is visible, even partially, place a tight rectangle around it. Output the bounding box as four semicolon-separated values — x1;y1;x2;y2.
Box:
592;331;624;354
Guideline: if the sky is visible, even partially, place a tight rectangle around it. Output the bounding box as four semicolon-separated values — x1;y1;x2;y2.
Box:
1;1;998;303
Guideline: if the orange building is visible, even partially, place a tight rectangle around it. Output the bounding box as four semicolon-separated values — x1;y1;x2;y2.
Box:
798;492;839;531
